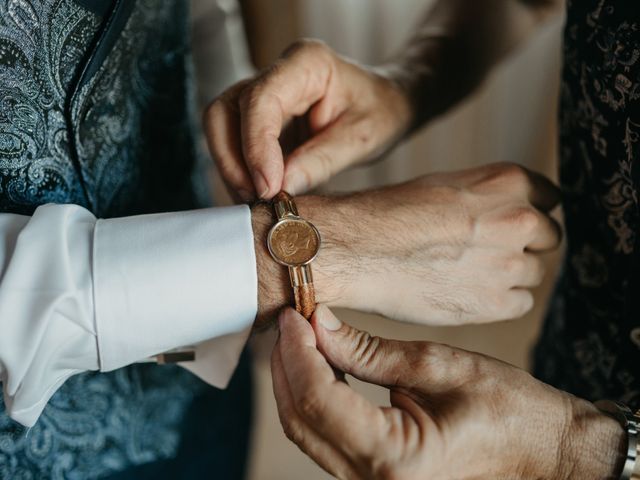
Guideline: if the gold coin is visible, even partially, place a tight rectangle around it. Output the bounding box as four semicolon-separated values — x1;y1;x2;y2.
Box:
268;218;320;266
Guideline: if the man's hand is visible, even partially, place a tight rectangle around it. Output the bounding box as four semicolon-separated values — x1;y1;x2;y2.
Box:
204;39;412;202
272;306;625;480
253;163;562;328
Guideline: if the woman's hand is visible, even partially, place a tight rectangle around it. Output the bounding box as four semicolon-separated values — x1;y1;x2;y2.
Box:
272;306;625;480
204;39;412;202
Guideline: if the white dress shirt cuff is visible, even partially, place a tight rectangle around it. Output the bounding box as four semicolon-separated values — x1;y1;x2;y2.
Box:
94;205;257;380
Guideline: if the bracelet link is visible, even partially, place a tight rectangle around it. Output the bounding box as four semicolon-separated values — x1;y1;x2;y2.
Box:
596;400;640;480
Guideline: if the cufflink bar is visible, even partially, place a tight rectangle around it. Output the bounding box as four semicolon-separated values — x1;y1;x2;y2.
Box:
137;347;196;364
156;349;196;364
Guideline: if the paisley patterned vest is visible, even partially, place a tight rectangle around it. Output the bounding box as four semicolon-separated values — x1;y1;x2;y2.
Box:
0;1;251;478
535;0;640;408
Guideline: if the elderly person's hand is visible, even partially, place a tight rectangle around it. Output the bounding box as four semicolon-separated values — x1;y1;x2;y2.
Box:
204;39;411;202
272;306;625;479
254;163;562;326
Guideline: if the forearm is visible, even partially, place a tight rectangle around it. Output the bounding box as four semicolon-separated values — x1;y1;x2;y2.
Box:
1;204;259;426
384;0;562;129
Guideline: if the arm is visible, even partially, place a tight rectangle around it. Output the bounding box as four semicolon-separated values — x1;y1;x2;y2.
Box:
0;203;257;427
254;163;561;328
205;0;564;200
3;160;560;427
388;0;564;128
272;305;625;480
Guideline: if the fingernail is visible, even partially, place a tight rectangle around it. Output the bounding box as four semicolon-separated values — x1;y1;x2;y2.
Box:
254;171;270;199
284;170;308;196
237;189;253;203
316;305;342;331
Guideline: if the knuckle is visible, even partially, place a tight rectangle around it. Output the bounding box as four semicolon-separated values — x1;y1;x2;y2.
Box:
409;342;440;377
508;206;540;232
496;162;528;184
414;341;437;360
283;38;329;58
480;162;528;190
281;418;304;445
498;162;527;178
503;254;525;276
448;347;484;381
239;83;262;110
351;330;383;370
372;461;402;480
298;388;325;420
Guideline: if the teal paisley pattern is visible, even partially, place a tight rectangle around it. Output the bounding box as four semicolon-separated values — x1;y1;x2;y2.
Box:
0;366;207;479
71;0;204;218
0;0;97;212
534;0;640;407
0;0;251;478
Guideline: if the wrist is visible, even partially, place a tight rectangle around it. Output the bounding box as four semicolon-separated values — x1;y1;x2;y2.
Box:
377;58;435;132
251;195;355;328
555;398;626;480
251;202;289;329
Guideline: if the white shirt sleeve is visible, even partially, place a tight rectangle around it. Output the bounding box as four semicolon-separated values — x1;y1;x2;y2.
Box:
0;203;257;428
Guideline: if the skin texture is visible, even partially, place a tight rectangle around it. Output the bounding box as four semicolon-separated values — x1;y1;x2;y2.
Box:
203;0;564;202
253;163;562;328
204;39;412;201
213;0;618;475
272;306;626;480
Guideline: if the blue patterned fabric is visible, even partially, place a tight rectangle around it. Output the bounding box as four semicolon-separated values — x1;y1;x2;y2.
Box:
0;0;252;478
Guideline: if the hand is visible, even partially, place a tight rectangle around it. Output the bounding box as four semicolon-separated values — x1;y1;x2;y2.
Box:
253;163;563;327
272;306;625;480
204;39;412;202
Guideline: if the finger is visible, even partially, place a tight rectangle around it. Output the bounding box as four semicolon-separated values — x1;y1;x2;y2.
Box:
502;253;546;288
271;340;357;479
464;163;561;212
525;210;563;252
524;169;561;212
204;82;255;203
278;307;388;457
239;41;341;199
312;305;466;392
488;288;535;321
283;111;381;195
487;206;562;252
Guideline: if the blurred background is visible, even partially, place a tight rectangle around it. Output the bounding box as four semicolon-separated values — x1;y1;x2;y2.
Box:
191;1;565;478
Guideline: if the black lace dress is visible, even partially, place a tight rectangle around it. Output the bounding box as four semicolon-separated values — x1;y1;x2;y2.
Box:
534;0;640;407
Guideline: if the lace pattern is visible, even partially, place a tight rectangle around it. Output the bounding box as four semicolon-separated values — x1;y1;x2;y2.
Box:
535;0;640;408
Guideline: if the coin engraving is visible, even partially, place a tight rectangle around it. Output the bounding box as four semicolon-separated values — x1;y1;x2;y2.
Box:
269;219;320;265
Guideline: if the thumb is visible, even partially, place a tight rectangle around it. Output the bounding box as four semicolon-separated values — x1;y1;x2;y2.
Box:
311;305;456;389
282;113;376;195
